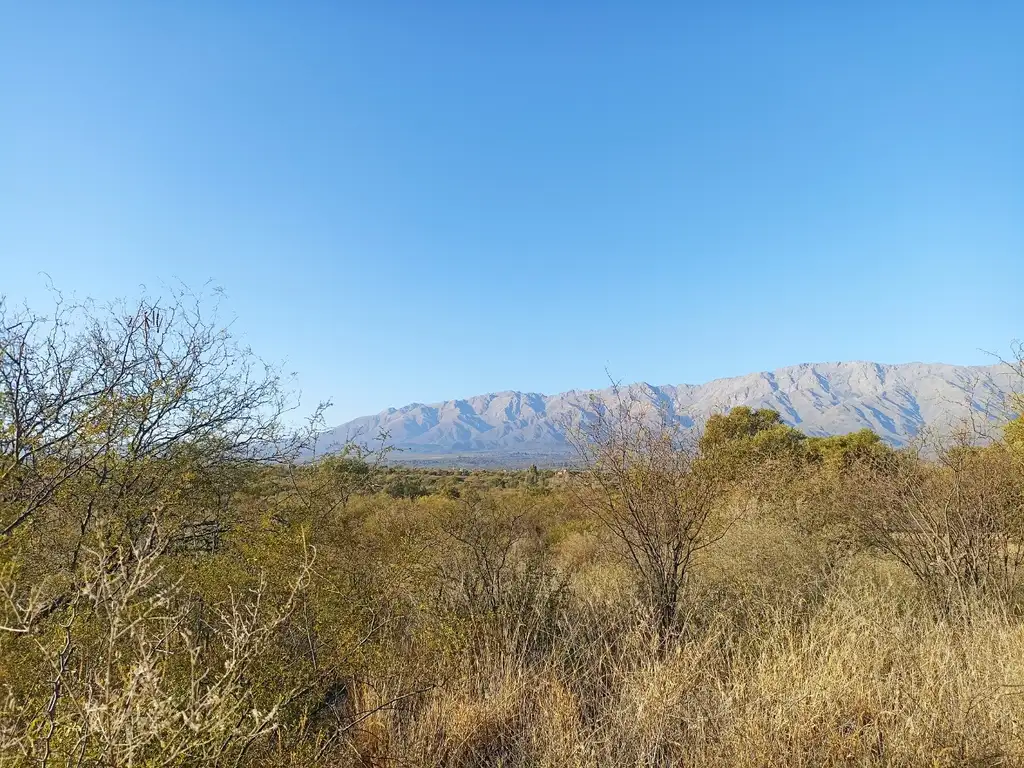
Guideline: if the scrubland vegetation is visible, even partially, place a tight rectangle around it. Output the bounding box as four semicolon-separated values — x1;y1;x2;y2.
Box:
2;293;1023;766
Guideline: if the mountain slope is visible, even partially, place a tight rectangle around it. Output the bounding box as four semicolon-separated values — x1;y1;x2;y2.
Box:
317;362;1017;465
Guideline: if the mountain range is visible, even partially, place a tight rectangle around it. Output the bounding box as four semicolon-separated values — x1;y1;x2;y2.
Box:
317;362;1018;466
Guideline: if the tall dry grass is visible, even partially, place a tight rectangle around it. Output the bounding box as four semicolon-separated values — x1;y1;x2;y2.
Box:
319;506;1024;768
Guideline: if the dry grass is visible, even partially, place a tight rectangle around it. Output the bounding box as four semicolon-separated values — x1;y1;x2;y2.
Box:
7;496;1024;766
329;512;1024;768
8;482;1024;767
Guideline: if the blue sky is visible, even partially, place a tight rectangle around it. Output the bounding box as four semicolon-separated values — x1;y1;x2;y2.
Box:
2;3;1022;424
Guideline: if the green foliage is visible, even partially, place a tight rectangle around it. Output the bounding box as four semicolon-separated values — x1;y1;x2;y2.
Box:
748;422;807;459
1006;414;1024;459
384;472;428;499
701;406;786;448
526;463;540;487
700;407;897;481
699;408;807;485
805;429;893;473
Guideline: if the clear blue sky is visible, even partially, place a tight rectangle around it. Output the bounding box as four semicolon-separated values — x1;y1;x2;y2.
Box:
3;3;1022;423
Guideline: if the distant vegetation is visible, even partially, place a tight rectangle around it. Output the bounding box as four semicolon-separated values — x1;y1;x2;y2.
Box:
2;291;1023;766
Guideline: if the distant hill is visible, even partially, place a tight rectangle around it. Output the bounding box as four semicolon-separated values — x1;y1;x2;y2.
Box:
316;362;1017;466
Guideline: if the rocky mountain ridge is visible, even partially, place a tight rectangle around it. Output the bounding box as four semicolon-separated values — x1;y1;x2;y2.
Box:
317;361;1017;466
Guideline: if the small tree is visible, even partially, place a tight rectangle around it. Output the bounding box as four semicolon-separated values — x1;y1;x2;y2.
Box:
0;287;302;558
287;435;393;527
526;463;540;488
847;344;1024;619
699;406;807;489
849;436;1024;619
568;385;728;646
0;286;322;761
700;406;785;447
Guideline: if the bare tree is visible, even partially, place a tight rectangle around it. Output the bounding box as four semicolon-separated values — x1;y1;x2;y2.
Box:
567;384;729;646
844;342;1024;620
435;493;537;615
0;286;305;561
850;433;1024;619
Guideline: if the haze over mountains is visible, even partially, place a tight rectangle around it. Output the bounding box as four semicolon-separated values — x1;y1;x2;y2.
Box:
319;362;1017;466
